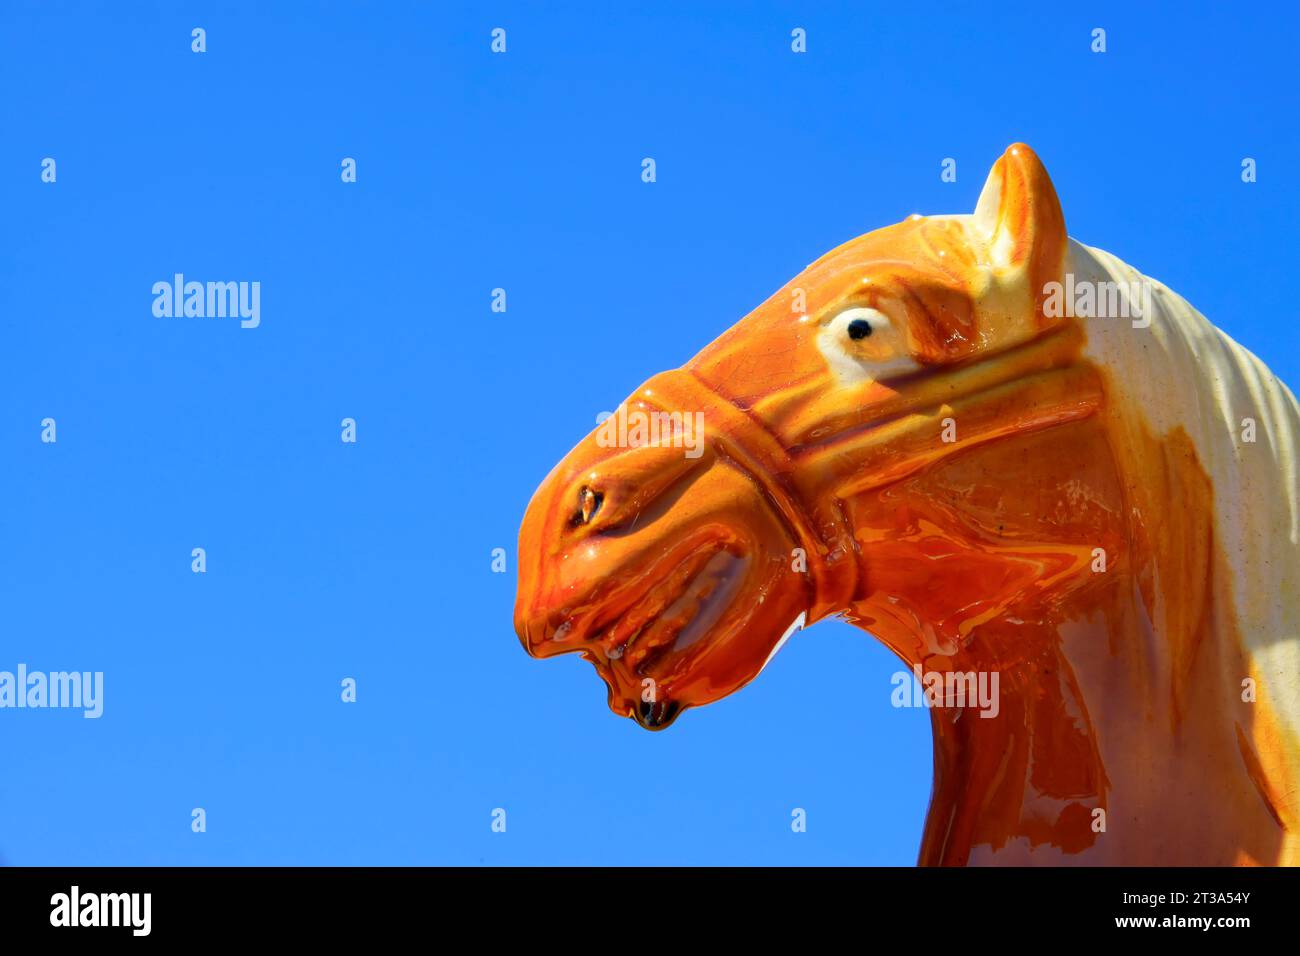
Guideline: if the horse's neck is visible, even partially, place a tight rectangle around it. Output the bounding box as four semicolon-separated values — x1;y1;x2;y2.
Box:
825;245;1300;861
1073;240;1300;854
840;429;1284;863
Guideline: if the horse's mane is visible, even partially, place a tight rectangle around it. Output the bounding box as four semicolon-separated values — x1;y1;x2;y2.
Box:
1071;238;1300;741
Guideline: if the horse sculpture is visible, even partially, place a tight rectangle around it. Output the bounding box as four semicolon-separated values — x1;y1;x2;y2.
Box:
513;144;1300;865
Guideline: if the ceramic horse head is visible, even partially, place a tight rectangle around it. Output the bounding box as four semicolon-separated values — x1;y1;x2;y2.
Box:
514;144;1300;866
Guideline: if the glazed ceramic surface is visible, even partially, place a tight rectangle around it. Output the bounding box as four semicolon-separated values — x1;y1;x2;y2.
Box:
513;144;1300;865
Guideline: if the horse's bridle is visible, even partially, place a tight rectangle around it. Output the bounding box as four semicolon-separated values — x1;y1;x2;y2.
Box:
632;366;860;621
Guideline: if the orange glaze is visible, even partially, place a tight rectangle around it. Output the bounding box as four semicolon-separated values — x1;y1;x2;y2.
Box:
513;144;1297;864
846;413;1283;864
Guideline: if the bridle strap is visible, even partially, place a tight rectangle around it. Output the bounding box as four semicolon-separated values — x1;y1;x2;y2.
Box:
632;367;859;618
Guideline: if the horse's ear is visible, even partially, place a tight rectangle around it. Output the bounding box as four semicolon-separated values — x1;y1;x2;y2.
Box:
972;144;1068;325
972;143;1067;275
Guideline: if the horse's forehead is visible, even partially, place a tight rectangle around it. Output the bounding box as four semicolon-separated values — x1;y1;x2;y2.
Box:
689;216;984;397
802;216;981;301
748;217;982;335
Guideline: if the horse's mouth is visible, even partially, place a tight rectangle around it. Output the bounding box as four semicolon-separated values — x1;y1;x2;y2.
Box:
561;545;750;729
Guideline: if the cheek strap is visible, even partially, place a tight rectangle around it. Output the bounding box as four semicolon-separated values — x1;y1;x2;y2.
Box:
631;367;859;620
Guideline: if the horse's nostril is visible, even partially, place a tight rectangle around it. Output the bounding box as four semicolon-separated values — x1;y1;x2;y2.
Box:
578;487;603;525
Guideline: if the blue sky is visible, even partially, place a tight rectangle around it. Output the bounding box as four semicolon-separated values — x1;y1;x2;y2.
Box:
0;1;1295;865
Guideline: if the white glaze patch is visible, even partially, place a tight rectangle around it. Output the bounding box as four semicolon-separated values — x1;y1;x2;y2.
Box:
1074;238;1300;742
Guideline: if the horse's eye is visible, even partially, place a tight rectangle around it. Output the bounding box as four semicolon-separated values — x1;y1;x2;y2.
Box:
847;318;873;340
578;487;603;525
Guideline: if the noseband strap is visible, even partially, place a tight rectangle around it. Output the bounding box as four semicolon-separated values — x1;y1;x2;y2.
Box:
633;367;859;618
